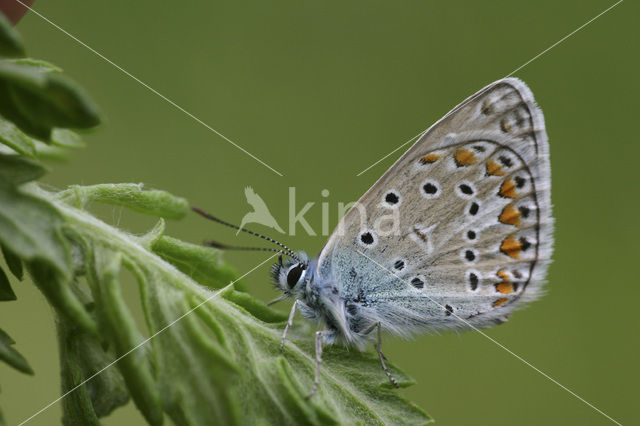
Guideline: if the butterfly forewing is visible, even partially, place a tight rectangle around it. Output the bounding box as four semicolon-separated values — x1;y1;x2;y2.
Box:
317;78;553;332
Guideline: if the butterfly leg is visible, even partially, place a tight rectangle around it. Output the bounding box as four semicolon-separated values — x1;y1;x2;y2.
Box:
306;330;328;400
370;322;399;388
280;300;298;351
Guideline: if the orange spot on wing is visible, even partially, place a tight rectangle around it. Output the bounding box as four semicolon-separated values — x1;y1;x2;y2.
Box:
454;149;476;167
481;99;492;115
500;236;522;258
500;119;512;133
499;204;521;226
499;178;517;198
412;226;428;243
486;159;505;176
497;269;509;280
493;297;509;307
496;282;515;294
420;153;440;164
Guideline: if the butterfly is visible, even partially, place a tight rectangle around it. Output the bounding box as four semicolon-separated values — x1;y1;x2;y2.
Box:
194;77;553;398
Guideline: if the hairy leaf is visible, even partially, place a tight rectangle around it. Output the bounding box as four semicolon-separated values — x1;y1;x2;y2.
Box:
59;184;189;220
90;251;163;426
152;235;241;290
58;285;130;425
28;261;97;336
46;185;431;425
0;183;71;278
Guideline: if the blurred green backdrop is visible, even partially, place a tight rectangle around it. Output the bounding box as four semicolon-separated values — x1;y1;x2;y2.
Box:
1;0;638;424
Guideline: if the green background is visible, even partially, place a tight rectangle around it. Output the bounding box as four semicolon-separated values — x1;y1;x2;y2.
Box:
1;0;638;424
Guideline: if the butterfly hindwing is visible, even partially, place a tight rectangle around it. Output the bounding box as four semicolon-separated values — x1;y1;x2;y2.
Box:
317;77;553;333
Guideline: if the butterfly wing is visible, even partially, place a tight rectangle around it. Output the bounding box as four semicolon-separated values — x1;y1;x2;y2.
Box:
316;78;553;334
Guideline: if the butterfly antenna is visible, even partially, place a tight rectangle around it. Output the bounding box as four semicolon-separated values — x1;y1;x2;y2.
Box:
192;206;301;262
203;239;293;257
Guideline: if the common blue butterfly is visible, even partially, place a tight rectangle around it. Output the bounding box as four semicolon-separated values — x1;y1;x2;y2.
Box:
194;77;553;398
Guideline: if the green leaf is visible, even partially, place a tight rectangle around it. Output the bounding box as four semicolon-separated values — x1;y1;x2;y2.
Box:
91;251;164;426
0;183;71;278
2;244;23;280
59;183;189;219
134;265;241;426
273;358;336;425
0;14;25;58
58;283;129;425
0;267;16;301
51;128;85;149
152;236;243;290
0;327;33;374
8;58;62;74
47;192;431;425
28;262;97;336
31;139;70;160
0;115;36;157
0;61;100;140
0;154;45;185
221;287;287;323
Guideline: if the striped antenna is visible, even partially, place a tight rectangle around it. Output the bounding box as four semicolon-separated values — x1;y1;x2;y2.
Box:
192;206;301;262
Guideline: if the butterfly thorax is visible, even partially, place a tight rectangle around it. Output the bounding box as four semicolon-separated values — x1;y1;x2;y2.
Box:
272;255;375;348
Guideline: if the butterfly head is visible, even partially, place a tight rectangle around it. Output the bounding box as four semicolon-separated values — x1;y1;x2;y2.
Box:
191;207;310;295
271;252;310;294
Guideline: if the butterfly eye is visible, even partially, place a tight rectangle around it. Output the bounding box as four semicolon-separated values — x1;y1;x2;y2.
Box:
286;264;305;289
